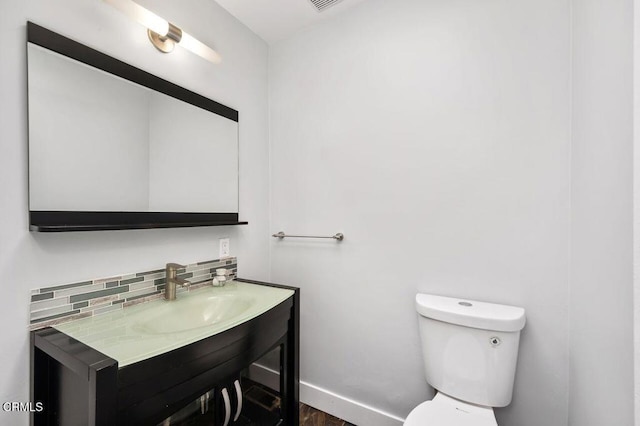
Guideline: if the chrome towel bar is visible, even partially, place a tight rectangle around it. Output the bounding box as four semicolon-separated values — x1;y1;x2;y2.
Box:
272;231;344;241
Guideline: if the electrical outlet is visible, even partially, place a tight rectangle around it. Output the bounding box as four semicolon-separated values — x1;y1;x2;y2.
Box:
219;238;230;258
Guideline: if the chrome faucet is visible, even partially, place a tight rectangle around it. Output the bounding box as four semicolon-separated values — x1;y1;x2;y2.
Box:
165;263;190;300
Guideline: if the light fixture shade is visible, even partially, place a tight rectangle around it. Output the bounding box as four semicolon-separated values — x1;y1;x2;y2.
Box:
180;32;221;64
102;0;221;63
103;0;169;36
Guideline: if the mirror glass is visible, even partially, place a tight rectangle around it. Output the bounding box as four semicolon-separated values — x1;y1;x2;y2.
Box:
28;43;238;214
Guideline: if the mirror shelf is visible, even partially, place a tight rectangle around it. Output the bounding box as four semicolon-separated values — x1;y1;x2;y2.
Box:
29;212;248;232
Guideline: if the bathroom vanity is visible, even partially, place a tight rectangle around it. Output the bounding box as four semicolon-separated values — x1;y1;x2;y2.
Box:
30;279;299;426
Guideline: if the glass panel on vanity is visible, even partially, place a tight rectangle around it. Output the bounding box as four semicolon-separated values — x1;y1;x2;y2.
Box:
156;389;216;426
238;347;284;425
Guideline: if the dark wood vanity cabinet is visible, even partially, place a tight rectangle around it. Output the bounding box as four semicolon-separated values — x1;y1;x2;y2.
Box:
31;280;299;426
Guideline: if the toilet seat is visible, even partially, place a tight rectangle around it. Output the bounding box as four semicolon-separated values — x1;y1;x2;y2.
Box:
404;393;497;426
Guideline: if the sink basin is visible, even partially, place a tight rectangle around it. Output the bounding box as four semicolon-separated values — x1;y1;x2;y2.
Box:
53;281;294;367
132;292;255;334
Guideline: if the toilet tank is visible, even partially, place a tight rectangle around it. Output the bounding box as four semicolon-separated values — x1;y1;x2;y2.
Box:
415;294;526;408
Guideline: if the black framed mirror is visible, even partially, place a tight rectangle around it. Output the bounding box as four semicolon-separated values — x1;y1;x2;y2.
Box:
27;22;246;231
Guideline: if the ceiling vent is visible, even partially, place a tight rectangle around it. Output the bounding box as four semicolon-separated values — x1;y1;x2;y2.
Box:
308;0;345;12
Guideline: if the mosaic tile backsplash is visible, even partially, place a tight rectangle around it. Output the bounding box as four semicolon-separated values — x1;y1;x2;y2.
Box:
29;257;237;331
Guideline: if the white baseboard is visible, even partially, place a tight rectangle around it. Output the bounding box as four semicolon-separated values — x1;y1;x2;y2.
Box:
248;363;405;426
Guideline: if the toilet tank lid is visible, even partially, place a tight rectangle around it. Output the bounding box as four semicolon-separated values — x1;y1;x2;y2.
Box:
415;294;526;332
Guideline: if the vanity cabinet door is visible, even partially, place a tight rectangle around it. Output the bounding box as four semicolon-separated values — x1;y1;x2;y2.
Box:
155;388;217;426
154;376;257;426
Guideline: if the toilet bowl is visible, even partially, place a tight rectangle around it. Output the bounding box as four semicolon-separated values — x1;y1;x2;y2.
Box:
404;393;497;426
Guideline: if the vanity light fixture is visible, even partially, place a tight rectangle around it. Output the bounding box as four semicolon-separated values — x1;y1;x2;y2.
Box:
103;0;221;63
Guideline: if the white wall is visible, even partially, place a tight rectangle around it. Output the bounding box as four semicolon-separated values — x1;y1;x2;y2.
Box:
0;0;269;424
636;0;640;421
570;0;634;425
269;0;571;424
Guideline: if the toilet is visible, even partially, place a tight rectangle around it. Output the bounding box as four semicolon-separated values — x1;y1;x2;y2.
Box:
405;294;526;425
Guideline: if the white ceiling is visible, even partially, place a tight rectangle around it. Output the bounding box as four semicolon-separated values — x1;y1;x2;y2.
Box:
213;0;371;44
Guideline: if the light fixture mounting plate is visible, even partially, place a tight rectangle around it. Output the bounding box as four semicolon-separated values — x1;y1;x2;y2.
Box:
147;29;175;53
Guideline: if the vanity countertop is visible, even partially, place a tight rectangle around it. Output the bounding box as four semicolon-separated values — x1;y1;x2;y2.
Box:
53;281;294;367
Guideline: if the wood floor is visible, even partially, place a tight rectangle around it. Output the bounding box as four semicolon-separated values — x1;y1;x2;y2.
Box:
299;402;355;426
243;378;356;426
